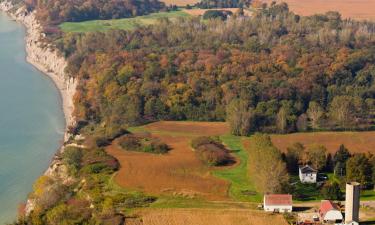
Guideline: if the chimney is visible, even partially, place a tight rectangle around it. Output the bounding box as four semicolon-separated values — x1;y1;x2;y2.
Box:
345;182;360;223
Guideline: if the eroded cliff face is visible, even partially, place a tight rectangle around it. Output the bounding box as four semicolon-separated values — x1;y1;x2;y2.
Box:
1;1;78;215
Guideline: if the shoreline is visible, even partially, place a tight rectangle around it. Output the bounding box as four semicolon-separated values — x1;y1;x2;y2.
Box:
0;1;76;135
0;0;77;215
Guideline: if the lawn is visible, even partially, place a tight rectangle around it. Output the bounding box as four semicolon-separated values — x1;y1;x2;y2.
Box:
60;10;191;33
213;135;262;202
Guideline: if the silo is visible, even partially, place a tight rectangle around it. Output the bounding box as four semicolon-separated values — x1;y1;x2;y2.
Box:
345;182;360;223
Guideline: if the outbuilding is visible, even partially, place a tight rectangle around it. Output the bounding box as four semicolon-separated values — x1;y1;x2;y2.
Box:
263;194;292;213
319;200;343;223
299;165;317;183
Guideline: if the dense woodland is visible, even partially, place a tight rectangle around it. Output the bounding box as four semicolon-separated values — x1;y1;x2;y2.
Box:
54;3;375;138
24;0;165;25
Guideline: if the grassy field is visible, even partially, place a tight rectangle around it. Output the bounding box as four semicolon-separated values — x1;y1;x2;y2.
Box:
213;135;262;202
60;10;190;33
262;0;375;20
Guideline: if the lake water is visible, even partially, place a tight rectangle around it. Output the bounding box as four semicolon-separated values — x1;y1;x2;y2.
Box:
0;12;65;224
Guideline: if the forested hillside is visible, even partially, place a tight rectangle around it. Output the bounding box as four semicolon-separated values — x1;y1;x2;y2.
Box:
58;3;375;138
25;0;165;25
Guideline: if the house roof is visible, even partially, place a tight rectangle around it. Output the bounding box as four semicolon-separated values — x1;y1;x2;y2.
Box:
299;165;317;173
264;194;292;206
319;200;340;217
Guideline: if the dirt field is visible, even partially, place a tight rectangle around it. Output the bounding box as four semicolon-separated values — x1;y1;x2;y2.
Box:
106;121;232;200
125;208;288;225
262;0;375;21
183;8;251;16
271;131;375;154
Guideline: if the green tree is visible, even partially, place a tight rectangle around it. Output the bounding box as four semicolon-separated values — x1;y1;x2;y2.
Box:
333;144;350;176
346;154;372;186
321;182;343;200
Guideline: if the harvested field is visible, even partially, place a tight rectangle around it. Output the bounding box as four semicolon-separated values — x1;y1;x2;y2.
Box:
107;121;232;200
271;131;375;154
126;208;288;225
183;8;252;16
262;0;375;21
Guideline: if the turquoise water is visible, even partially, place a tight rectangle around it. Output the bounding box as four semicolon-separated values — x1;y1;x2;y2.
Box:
0;12;65;224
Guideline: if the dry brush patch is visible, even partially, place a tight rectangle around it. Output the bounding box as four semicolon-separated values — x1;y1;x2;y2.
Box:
270;131;375;154
262;0;375;20
126;208;288;225
106;121;232;200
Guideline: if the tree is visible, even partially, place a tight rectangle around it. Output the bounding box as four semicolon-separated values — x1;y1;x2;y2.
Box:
329;96;356;129
296;114;308;132
248;134;290;194
304;144;327;170
333;144;351;176
226;99;256;136
307;101;324;130
285;142;305;174
346;154;372;186
321;182;343;200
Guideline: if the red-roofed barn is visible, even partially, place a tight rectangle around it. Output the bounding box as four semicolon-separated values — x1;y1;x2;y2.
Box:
263;194;292;213
319;200;343;223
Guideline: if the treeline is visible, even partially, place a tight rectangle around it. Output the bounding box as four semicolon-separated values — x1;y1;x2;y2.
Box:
56;3;375;136
195;0;251;9
285;143;375;189
247;134;289;194
25;0;165;25
248;135;375;199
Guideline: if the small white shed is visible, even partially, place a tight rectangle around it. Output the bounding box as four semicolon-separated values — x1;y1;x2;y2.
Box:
319;200;343;223
299;165;317;183
263;194;293;213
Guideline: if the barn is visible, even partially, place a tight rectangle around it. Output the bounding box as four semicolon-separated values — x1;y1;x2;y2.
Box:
263;194;293;213
319;200;343;223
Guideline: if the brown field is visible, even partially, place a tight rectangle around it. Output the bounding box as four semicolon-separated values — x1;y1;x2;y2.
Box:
161;0;200;6
183;8;252;16
106;121;232;200
126;208;288;225
262;0;375;21
271;131;375;154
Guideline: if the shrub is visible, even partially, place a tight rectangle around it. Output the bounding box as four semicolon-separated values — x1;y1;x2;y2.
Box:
119;134;169;154
118;135;142;151
202;10;233;20
196;144;232;166
62;147;83;175
191;136;233;166
191;136;221;149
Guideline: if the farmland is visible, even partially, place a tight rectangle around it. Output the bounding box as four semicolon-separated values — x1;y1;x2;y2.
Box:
126;208;288;225
262;0;375;20
106;122;233;200
271;131;375;154
60;10;191;33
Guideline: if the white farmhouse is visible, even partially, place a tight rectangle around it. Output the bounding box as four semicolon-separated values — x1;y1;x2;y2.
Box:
299;165;317;183
319;200;343;223
263;194;292;213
